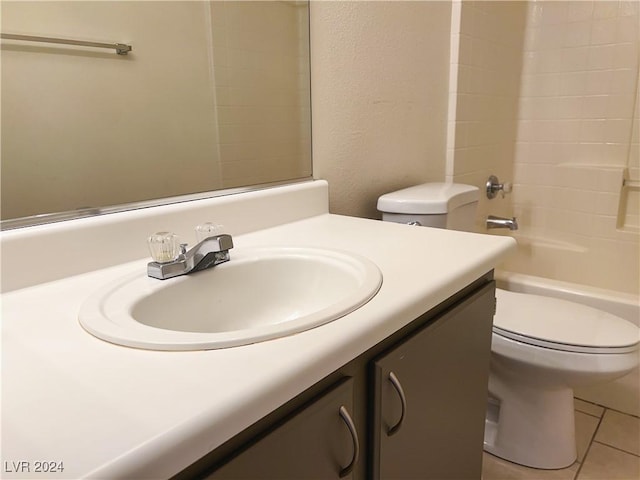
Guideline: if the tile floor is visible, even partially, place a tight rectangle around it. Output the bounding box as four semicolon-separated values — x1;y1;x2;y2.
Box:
482;398;640;480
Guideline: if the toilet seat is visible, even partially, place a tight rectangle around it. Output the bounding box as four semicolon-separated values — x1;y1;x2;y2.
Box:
494;289;640;354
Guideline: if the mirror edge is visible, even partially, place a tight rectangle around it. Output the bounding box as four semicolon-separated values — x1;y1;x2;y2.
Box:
0;176;314;231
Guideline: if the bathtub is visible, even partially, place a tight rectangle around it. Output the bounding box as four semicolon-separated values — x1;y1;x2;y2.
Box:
495;270;640;417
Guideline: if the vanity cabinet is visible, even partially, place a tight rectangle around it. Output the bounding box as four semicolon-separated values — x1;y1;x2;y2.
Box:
175;277;495;480
372;282;494;479
205;378;358;480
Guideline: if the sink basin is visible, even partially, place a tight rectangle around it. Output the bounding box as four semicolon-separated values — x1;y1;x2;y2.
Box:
79;247;382;350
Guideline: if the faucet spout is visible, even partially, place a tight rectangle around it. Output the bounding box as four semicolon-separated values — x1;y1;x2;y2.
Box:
147;233;234;280
190;234;234;272
486;215;518;231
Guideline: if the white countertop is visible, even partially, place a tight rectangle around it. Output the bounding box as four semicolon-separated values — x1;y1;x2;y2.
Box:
1;197;515;479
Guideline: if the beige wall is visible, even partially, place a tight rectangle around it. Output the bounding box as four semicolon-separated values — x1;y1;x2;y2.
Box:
448;0;638;294
310;0;452;219
447;1;528;229
503;0;640;294
313;0;638;295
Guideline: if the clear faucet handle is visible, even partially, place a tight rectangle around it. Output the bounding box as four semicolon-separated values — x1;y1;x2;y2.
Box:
195;222;225;242
148;231;181;263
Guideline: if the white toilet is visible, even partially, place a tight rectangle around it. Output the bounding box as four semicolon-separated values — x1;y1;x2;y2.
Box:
377;182;640;469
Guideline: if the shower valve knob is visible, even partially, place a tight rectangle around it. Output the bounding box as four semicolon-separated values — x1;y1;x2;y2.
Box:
487;175;512;199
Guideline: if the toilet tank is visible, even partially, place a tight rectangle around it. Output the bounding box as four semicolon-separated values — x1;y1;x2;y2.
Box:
377;183;479;232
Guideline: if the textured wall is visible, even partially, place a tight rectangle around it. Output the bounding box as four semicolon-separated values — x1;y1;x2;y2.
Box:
311;0;639;294
310;1;452;219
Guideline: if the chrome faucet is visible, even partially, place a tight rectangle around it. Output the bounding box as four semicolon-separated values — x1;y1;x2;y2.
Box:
486;215;518;231
147;232;234;280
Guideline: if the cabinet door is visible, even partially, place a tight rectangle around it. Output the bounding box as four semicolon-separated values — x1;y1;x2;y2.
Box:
207;377;359;480
372;283;495;480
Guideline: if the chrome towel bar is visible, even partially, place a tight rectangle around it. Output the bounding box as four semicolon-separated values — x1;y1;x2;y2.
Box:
1;33;132;55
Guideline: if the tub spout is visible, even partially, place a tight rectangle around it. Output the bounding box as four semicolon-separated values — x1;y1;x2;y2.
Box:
486;215;518;231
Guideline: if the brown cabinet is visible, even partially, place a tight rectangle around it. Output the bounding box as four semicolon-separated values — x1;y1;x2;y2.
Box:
175;278;495;480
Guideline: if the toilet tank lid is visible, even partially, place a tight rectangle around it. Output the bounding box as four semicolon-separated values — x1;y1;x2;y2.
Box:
377;183;479;214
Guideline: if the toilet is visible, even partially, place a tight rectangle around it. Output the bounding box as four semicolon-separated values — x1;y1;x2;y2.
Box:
377;183;640;470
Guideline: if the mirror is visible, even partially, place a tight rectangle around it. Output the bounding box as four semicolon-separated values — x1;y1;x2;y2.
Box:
1;1;311;227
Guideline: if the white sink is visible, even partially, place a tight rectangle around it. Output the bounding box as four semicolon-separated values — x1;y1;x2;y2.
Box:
79;247;382;350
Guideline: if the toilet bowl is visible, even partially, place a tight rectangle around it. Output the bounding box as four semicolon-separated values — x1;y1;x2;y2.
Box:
485;288;639;469
377;182;640;469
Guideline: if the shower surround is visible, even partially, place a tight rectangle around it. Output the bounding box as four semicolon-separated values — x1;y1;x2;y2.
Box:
448;0;639;295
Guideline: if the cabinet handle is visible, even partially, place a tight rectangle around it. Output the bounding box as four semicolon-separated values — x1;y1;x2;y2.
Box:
338;405;360;478
387;371;407;436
